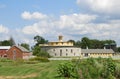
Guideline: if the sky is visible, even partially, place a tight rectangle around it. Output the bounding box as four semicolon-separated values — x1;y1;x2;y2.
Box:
0;0;120;46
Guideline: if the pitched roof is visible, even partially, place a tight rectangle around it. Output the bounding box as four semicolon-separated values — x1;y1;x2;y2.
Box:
15;46;29;52
0;46;11;50
81;49;114;53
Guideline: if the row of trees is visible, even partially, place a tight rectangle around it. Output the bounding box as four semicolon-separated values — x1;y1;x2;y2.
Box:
0;37;30;51
68;37;117;51
0;37;16;46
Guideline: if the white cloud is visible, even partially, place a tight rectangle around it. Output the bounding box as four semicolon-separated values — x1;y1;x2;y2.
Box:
21;12;120;46
22;21;50;35
0;24;9;33
77;0;120;14
21;11;48;20
22;13;97;35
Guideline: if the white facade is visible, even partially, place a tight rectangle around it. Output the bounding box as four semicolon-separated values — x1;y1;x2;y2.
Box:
41;46;81;57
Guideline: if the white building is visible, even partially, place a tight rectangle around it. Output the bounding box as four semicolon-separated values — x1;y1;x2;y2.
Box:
40;36;114;58
40;36;81;57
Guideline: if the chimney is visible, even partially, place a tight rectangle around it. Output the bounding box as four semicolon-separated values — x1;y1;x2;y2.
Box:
58;35;63;42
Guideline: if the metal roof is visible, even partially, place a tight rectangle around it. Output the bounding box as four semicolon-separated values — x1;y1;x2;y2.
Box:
81;49;114;53
0;46;11;50
16;46;29;52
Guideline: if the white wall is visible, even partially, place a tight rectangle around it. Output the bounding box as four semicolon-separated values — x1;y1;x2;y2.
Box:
41;47;81;57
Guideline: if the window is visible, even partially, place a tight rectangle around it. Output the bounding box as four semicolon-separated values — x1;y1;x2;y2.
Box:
55;53;56;56
84;53;88;57
4;54;7;58
66;53;68;56
66;49;68;51
60;49;62;56
71;49;73;53
53;49;55;51
56;42;58;45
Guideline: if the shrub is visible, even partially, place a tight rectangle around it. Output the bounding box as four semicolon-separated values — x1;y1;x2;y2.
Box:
115;64;120;78
0;58;12;62
29;57;49;62
101;58;116;78
57;62;79;78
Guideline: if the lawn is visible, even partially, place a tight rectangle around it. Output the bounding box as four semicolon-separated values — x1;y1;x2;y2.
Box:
0;58;120;79
0;60;69;79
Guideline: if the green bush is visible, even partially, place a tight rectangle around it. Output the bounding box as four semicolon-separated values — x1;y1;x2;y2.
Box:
115;64;120;78
100;58;116;78
0;58;12;62
29;57;49;62
57;62;79;78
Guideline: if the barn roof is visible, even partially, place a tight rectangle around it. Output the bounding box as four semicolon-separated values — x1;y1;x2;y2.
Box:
17;46;29;52
81;49;114;53
0;46;11;50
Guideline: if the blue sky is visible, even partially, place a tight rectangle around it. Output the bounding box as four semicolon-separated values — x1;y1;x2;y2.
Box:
0;0;120;46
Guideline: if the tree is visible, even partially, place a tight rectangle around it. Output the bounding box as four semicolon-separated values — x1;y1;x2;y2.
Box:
1;40;10;46
67;39;76;45
20;43;30;50
117;47;120;52
75;40;81;47
34;35;48;46
9;37;16;46
81;37;91;49
32;45;50;57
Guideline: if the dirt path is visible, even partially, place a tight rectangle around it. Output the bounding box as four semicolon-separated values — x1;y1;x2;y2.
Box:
0;73;38;79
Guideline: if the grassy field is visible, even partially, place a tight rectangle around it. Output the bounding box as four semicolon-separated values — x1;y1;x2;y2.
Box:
0;58;120;79
0;60;69;79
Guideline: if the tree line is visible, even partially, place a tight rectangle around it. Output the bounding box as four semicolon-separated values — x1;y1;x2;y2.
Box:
68;37;117;51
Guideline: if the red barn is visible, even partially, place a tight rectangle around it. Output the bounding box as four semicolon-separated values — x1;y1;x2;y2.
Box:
0;46;11;58
7;46;31;60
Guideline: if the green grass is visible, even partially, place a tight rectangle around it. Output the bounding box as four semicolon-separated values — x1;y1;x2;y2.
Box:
0;58;120;79
0;60;69;79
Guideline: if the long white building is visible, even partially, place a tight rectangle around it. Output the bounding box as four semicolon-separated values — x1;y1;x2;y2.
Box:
40;36;114;58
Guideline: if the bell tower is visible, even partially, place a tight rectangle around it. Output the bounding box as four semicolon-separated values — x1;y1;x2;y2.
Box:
58;35;63;42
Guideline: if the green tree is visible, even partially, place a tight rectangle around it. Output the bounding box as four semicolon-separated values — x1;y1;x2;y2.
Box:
32;46;50;57
117;47;120;52
34;35;48;46
1;40;10;46
67;39;76;45
75;40;81;47
20;43;30;50
9;37;16;46
81;37;91;49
